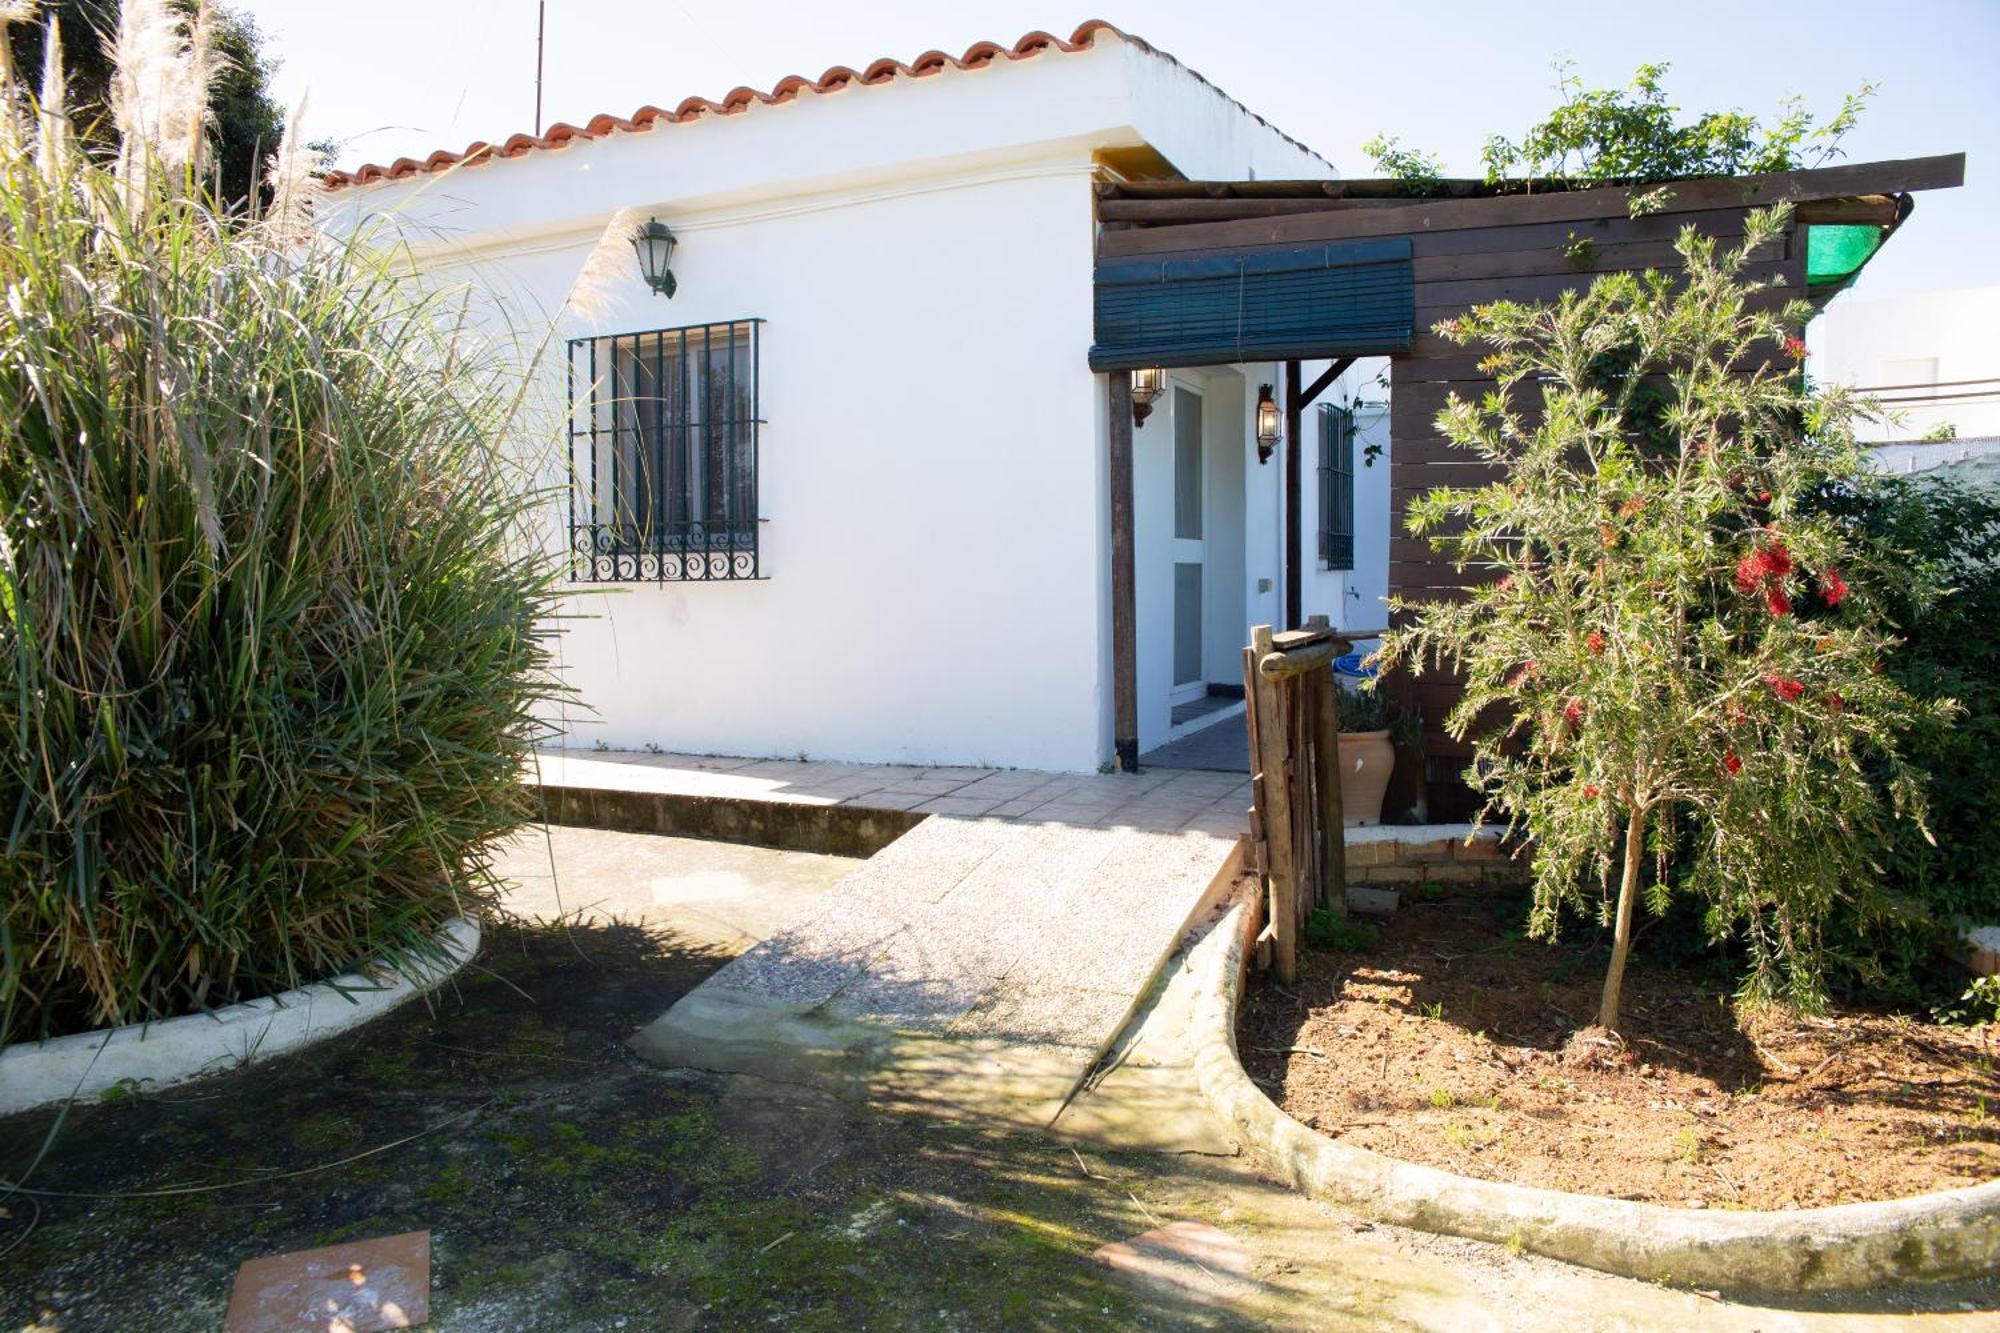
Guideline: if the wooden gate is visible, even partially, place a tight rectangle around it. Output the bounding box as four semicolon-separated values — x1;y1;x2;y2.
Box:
1243;615;1349;983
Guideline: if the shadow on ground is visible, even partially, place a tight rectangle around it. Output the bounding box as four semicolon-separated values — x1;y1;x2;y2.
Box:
0;917;1345;1331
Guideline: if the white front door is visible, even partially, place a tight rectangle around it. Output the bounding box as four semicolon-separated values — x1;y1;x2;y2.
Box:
1170;382;1206;707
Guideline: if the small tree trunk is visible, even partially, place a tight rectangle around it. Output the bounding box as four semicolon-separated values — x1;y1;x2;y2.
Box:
1598;803;1647;1032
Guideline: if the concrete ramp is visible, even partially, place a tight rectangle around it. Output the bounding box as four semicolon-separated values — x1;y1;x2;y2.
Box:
631;808;1244;1127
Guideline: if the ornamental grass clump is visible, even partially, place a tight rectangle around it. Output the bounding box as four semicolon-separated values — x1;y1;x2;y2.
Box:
1378;206;1952;1033
0;2;561;1043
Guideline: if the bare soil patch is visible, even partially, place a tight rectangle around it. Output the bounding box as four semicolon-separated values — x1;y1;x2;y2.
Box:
1239;889;2000;1210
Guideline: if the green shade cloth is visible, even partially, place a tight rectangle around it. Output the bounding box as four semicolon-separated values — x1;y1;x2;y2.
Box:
1807;224;1886;287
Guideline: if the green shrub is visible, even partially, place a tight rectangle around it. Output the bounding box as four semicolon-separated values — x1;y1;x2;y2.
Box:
1304;909;1378;952
0;5;561;1042
1823;474;2000;1007
1379;210;1943;1031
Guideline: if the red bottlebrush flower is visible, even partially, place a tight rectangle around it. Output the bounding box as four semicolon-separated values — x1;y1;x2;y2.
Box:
1764;673;1805;701
1584;784;1602;799
1826;692;1846;713
1735;555;1762;594
1820;567;1849;607
1764;585;1793;618
1586;631;1606;655
1758;490;1773;503
1724;750;1743;775
1563;698;1585;728
1783;336;1809;361
1755;542;1794;578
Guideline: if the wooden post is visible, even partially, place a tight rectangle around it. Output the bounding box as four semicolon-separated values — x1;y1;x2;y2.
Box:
1305;615;1346;917
1283;359;1304;630
1249;624;1298;982
1108;371;1139;773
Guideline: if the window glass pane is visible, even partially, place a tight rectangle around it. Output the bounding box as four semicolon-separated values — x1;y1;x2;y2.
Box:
1174;562;1203;686
1173;385;1203;541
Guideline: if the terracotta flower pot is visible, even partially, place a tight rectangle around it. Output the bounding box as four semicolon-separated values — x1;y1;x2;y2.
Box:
1337;728;1396;826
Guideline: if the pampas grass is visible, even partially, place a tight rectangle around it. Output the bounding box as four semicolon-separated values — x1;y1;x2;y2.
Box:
0;4;562;1041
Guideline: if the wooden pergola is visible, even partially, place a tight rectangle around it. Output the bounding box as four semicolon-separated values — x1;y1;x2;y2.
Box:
1093;153;1966;805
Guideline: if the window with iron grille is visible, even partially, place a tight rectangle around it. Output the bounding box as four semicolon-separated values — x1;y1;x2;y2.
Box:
1317;401;1354;571
566;319;763;582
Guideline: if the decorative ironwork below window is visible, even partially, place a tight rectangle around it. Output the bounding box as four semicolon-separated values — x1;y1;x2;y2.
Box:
567;319;763;582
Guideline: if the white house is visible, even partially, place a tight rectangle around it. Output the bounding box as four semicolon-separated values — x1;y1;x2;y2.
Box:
323;22;1389;773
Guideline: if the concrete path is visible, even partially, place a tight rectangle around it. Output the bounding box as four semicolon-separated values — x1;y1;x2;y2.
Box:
531;749;1249;1127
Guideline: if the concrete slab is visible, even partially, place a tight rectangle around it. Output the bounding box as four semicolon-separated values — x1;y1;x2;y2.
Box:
566;748;1251;1126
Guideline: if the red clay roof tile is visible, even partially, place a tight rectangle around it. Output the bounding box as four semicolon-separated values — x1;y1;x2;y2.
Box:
322;20;1324;190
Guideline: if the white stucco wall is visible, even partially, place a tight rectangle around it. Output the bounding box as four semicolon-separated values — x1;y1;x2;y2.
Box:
323;30;1331;771
1808;285;2000;442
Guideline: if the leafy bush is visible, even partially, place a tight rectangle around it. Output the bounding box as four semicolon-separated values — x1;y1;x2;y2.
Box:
1378;208;1944;1032
1304;909;1378;953
1367;62;1872;190
1334;682;1392;732
0;4;560;1042
1822;474;2000;1006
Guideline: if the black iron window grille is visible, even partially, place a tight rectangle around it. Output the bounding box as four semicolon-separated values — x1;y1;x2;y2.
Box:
1317;401;1355;571
566;318;763;582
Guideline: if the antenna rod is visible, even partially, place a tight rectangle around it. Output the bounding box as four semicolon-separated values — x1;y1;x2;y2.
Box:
534;1;546;135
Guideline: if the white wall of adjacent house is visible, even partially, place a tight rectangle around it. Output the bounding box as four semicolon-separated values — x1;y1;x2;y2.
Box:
1808;285;2000;443
321;30;1330;772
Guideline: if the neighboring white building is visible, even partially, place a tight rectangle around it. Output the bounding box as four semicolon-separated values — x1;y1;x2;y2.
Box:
1809;284;2000;444
323;22;1385;772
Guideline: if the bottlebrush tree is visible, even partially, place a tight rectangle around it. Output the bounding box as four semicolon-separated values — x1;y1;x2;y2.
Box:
1378;206;1951;1033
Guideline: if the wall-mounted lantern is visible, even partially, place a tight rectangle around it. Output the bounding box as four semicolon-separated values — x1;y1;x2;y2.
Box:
1130;367;1165;427
1255;383;1280;463
632;217;678;297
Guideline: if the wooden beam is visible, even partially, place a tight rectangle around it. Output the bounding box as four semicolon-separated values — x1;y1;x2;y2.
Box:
1097;197;1429;224
1284;360;1303;631
1299;357;1355;413
1098;154;1966;260
1109;372;1139;773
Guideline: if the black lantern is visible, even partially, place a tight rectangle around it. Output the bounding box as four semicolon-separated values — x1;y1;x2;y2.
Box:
632;217;678;297
1255;383;1280;463
1130;367;1165;427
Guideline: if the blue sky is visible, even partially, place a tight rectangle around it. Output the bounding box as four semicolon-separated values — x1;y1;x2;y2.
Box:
246;0;1994;296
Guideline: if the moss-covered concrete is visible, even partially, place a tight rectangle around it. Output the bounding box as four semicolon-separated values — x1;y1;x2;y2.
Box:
5;842;1994;1329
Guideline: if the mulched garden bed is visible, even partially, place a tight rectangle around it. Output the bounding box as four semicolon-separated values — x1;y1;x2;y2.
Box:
1239;888;2000;1210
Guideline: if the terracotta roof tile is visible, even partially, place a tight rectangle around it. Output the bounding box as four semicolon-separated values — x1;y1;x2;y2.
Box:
323;20;1324;190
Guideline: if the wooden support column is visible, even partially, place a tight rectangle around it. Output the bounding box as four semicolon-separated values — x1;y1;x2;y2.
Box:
1283;360;1303;630
1249;624;1297;981
1108;371;1139;773
1304;614;1347;916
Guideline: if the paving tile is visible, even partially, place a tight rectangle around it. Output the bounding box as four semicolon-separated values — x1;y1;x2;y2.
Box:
877;778;977;797
839;790;931;811
911;795;1007;818
225;1232;429;1333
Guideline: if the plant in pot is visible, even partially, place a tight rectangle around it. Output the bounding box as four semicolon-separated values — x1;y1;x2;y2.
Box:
1334;680;1402;825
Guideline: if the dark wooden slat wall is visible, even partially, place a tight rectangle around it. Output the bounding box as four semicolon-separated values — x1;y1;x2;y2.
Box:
1381;205;1809;796
1092;155;1968;816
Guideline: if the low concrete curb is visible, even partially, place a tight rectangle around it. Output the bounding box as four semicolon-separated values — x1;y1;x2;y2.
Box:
534;783;924;858
0;917;481;1117
1187;888;2000;1291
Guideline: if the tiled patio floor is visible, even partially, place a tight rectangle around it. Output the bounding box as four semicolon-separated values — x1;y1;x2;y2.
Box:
531;749;1251;836
531;749;1250;1124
